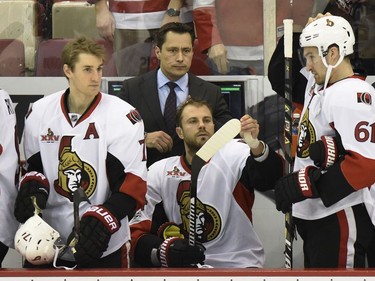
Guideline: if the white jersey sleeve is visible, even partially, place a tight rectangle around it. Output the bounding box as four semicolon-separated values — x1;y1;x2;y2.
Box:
0;89;20;247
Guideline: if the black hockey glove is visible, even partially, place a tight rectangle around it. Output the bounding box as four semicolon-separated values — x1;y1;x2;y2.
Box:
74;205;120;265
158;237;205;267
14;171;50;223
275;166;321;213
309;135;345;169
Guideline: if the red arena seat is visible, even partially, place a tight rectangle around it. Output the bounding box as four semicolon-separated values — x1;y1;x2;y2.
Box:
0;39;26;76
35;38;117;76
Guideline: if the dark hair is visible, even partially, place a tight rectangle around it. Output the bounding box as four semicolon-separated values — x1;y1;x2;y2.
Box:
156;22;195;49
176;97;213;127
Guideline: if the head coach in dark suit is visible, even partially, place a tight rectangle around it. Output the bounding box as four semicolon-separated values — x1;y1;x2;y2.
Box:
117;22;233;167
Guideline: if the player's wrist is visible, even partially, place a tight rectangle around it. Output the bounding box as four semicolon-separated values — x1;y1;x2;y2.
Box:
251;140;267;158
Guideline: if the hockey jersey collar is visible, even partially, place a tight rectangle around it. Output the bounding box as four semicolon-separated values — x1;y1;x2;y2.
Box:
61;89;102;127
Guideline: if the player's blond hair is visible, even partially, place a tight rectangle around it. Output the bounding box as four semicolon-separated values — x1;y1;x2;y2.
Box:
61;37;105;72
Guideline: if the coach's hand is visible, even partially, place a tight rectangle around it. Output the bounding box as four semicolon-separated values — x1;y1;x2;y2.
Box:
145;131;173;153
158;237;205;267
74;205;120;265
14;172;50;223
309;135;345;169
275;166;321;213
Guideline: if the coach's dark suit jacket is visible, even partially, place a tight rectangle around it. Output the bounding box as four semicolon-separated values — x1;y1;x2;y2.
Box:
117;69;233;167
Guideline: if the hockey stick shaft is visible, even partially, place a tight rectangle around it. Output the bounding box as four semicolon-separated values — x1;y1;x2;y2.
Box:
189;119;241;246
283;18;294;269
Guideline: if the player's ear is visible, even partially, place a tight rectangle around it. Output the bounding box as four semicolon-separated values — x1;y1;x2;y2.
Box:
63;64;72;78
176;126;184;140
329;45;339;60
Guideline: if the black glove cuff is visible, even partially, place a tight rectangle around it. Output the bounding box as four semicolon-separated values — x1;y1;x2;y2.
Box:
159;237;179;267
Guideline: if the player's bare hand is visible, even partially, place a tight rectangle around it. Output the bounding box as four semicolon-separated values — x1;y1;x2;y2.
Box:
240;115;264;154
239;114;259;140
95;1;115;42
208;44;229;74
146;131;173;153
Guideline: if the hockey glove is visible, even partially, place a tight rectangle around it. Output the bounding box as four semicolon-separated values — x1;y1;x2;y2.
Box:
158;237;205;267
309;135;345;169
74;205;120;265
157;222;185;240
14;171;50;223
275;166;321;213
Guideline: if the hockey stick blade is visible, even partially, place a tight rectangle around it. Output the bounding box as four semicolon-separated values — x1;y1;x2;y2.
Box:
189;119;241;246
196;119;241;162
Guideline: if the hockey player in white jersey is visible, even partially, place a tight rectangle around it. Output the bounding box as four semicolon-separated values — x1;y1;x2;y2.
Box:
129;97;283;267
274;14;375;268
13;37;147;268
0;89;19;267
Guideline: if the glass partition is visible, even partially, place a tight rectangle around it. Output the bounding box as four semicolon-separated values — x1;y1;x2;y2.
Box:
0;0;373;77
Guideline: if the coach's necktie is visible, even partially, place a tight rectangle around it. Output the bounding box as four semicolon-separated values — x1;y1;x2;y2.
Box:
164;82;177;136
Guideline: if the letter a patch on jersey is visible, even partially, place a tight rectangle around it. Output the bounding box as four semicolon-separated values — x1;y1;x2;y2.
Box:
126;109;142;125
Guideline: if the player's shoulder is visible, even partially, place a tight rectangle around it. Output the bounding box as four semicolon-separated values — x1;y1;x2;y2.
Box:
100;93;143;126
336;76;374;91
31;91;64;111
101;92;135;111
0;89;15;120
0;88;11;100
328;77;375;102
148;156;182;175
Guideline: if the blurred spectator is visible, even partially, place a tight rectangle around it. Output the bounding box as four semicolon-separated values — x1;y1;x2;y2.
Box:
91;0;193;76
193;0;314;75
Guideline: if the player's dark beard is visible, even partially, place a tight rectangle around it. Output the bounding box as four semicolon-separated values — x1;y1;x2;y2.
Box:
185;130;210;154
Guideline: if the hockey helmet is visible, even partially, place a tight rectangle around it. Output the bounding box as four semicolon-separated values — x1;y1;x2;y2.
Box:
14;214;63;265
300;15;355;59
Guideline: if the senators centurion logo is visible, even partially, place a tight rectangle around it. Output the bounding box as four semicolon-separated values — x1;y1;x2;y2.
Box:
53;135;97;201
296;108;316;159
177;181;221;243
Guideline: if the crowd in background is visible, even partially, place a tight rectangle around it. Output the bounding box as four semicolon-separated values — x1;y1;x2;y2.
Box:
0;0;374;77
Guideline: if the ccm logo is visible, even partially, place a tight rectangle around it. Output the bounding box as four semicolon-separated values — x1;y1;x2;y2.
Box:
90;206;119;231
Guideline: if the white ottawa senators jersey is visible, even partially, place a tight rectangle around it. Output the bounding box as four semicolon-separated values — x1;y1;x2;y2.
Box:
293;75;375;220
0;89;20;248
131;139;273;268
23;90;147;261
